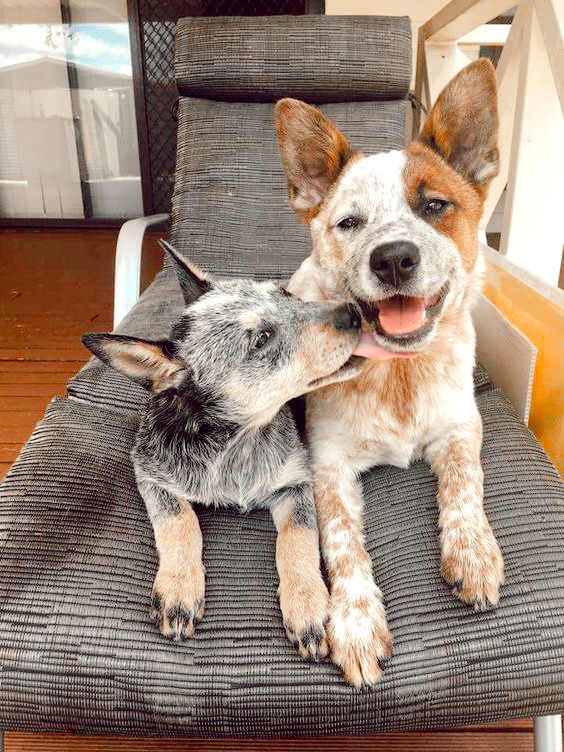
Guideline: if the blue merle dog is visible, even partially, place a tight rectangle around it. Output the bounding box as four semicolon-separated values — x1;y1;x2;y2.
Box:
82;241;363;661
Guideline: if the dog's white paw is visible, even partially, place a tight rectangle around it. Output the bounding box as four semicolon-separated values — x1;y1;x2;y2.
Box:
442;523;504;610
328;587;392;687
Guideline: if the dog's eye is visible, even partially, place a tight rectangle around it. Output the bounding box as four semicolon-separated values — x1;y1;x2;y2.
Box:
336;216;359;230
253;329;272;350
424;198;450;216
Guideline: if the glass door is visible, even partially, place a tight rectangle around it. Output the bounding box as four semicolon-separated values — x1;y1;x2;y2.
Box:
0;0;143;220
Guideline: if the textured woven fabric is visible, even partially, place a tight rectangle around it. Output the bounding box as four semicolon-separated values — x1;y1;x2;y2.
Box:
0;390;562;735
175;16;412;103
170;97;408;277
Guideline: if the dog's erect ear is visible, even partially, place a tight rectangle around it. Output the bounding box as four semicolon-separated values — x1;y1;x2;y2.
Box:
81;333;185;392
419;59;499;191
158;239;211;305
275;98;355;221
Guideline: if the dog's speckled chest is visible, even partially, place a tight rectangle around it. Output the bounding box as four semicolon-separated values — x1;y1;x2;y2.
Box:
133;402;308;511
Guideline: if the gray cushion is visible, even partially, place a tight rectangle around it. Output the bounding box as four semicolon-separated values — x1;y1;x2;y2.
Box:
175;16;412;103
170;98;408;277
0;389;562;735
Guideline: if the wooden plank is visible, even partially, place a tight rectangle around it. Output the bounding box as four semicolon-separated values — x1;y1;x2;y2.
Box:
0;384;69;398
458;23;511;45
4;731;535;752
0;410;51;428
483;244;564;472
0;349;88;362
535;0;564;113
500;1;564;286
0;424;42;444
481;1;528;227
423;0;517;43
0;461;15;480
0;445;23;463
424;43;472;104
0;398;60;412
0;372;72;384
473;293;537;423
0;361;83;374
414;0;517;134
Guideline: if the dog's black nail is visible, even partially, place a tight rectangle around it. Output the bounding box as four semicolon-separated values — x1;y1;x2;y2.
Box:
300;625;324;649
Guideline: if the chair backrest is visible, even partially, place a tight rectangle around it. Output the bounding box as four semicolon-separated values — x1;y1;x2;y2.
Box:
170;15;412;280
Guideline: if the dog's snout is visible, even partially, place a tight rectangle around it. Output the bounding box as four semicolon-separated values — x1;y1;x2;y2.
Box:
370;241;421;286
332;303;361;331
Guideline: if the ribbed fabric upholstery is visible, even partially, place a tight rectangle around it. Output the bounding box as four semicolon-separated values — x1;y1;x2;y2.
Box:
175;16;412;103
1;14;564;738
0;390;562;735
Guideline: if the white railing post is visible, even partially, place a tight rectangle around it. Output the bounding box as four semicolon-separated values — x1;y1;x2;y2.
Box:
481;0;528;227
534;715;563;752
499;0;564;286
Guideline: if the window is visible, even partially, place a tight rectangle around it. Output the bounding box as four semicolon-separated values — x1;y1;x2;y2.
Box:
0;0;143;219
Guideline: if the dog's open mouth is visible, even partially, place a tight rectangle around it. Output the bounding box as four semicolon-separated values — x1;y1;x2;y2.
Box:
354;284;449;357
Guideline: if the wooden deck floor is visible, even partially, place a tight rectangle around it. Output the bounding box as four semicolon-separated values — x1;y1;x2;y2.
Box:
0;229;536;751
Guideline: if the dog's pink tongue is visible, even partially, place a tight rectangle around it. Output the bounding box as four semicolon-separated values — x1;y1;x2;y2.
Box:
353;332;416;361
378;296;425;335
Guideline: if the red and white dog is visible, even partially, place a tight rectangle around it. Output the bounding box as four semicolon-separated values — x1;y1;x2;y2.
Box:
275;60;505;687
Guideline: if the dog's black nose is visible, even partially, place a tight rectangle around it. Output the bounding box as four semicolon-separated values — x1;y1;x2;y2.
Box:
332;303;361;331
370;241;420;286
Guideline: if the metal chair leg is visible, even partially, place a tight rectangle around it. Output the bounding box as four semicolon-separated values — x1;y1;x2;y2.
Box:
534;715;563;752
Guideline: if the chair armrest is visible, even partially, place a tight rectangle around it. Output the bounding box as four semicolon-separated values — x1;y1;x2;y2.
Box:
113;214;169;328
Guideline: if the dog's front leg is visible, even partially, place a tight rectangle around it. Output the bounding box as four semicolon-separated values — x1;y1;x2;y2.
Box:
271;483;330;661
314;465;392;687
138;479;205;640
425;417;505;610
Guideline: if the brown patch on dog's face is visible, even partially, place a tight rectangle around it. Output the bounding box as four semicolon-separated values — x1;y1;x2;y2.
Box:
275;98;355;222
403;142;483;273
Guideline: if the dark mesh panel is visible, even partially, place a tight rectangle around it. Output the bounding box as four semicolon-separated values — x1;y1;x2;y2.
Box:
137;2;308;214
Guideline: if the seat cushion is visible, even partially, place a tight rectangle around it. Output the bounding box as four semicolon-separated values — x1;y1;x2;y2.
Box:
170;98;408;277
0;390;562;735
175;16;412;103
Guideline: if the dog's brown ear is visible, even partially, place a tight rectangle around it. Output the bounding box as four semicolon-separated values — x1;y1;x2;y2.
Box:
419;59;499;192
81;333;185;392
275;98;354;221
